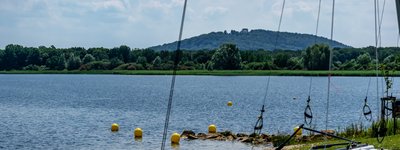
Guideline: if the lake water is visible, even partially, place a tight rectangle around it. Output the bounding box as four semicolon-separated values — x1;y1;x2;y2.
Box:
0;74;395;149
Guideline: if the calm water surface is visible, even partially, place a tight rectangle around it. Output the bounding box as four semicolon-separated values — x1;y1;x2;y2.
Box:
0;75;395;149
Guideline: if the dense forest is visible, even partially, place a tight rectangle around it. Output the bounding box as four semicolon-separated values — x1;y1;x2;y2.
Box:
150;29;350;51
0;43;399;71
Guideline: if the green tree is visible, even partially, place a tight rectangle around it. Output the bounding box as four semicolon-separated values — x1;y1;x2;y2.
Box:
0;50;4;70
273;53;290;69
382;55;396;70
26;47;41;66
110;58;124;69
142;49;156;63
211;43;242;70
109;47;122;60
119;45;130;63
67;53;82;70
129;49;142;63
4;44;25;70
287;57;303;70
303;44;330;70
68;47;87;59
152;56;162;67
193;50;212;64
159;50;171;63
136;56;147;66
88;47;109;61
339;59;357;70
356;53;371;70
82;54;95;64
46;53;66;70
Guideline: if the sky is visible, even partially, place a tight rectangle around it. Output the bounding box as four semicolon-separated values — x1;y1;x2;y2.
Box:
0;0;398;49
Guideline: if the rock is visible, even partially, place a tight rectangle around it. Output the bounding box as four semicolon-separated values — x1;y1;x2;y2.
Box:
178;129;275;145
219;130;237;140
321;130;335;135
253;138;265;144
220;130;234;137
227;135;235;141
236;133;248;137
181;130;196;139
249;133;258;137
240;137;253;143
182;130;196;136
187;134;198;140
197;133;207;140
215;136;226;141
206;133;220;139
260;133;270;141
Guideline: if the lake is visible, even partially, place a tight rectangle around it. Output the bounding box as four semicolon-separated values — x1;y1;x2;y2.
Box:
0;74;393;149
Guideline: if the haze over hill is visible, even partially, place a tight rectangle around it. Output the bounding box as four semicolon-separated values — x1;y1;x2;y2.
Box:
149;29;351;51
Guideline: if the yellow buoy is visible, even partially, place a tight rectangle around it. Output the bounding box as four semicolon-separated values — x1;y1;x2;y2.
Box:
208;124;217;133
171;132;180;144
111;123;119;132
134;128;143;137
227;101;233;106
294;126;302;136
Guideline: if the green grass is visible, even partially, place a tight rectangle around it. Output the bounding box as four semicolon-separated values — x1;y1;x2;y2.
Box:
295;134;400;150
0;70;397;76
286;119;400;150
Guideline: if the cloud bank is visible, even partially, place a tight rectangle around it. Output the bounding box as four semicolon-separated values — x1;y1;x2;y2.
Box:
0;0;398;49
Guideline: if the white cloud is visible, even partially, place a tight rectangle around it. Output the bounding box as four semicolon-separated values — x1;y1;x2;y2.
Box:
90;0;126;11
204;6;228;15
0;0;398;48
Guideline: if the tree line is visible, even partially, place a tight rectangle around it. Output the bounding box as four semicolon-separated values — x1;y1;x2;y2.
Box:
0;43;399;71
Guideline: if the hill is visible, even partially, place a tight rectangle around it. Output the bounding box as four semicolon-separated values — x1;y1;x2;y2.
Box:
149;29;351;51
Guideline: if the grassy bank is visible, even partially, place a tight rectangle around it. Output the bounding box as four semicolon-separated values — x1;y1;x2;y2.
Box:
0;70;397;76
294;134;400;150
280;119;400;149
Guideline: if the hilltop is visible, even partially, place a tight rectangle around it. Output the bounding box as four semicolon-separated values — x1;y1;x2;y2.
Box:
149;29;351;51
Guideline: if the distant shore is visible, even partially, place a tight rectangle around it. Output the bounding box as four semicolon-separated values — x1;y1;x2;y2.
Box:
0;70;396;76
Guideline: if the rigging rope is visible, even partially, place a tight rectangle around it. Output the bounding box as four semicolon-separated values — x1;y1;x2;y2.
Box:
378;0;386;48
374;0;387;144
161;0;187;149
323;1;335;149
364;0;381;117
326;0;335;134
314;0;322;44
304;0;322;126
273;0;286;51
253;0;286;135
363;78;373;121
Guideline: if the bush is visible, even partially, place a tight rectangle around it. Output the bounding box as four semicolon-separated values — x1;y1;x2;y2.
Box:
22;65;46;71
109;58;124;69
82;54;95;64
67;54;82;70
245;62;265;70
86;61;110;70
338;123;367;138
113;63;144;70
159;62;174;70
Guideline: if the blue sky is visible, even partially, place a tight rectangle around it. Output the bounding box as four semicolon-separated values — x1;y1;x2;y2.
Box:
0;0;398;49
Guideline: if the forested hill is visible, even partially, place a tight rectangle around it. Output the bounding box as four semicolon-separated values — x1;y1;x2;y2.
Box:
149;29;351;51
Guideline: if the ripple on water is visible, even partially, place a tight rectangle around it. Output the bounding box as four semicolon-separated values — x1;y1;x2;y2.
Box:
0;75;387;149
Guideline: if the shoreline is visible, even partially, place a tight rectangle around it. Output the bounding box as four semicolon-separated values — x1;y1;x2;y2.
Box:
0;70;395;76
